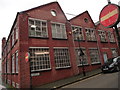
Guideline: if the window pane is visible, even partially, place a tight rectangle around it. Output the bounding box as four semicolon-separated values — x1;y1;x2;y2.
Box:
85;29;96;41
75;48;88;66
16;51;18;73
72;26;84;41
89;49;100;64
54;48;71;69
51;23;67;39
98;30;107;42
12;55;15;73
29;18;48;38
52;24;56;38
29;47;51;72
108;31;115;42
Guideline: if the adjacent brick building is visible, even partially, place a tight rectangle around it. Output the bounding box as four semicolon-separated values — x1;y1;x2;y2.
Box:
1;1;119;88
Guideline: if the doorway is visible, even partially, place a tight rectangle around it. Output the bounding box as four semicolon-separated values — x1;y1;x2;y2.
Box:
103;53;108;63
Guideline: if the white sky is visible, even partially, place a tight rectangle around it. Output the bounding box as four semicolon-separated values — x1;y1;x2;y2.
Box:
0;0;120;60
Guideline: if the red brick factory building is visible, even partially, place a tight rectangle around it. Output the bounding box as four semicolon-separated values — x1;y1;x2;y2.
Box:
1;1;119;88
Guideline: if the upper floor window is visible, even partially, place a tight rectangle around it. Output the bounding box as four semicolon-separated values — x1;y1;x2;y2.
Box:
51;22;67;39
29;18;48;38
7;39;10;52
15;23;18;40
98;30;107;42
84;18;89;23
11;31;14;46
72;26;84;41
85;28;96;41
108;31;115;43
51;10;57;16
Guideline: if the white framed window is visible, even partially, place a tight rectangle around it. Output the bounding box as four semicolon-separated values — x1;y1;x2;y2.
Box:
11;31;15;46
98;30;107;42
29;47;51;72
4;62;6;73
7;79;11;85
75;47;88;66
72;25;84;41
51;22;67;39
85;28;96;41
29;18;48;38
12;81;15;87
15;51;18;73
7;39;10;52
7;60;10;73
51;10;57;16
12;54;15;73
111;48;118;57
15;26;18;40
108;31;115;42
16;83;19;88
14;23;18;40
89;48;100;64
54;47;71;69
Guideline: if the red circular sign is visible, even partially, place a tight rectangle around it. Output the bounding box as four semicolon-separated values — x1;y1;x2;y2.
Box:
99;4;120;28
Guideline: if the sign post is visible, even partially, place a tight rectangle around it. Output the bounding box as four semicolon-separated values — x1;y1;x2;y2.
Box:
99;3;120;55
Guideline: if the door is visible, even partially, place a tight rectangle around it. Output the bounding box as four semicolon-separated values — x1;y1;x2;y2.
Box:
103;53;108;63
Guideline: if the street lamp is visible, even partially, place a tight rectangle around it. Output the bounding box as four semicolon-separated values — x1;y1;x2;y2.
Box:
72;28;86;76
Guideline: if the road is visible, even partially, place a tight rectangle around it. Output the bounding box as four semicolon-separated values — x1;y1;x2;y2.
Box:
61;72;119;88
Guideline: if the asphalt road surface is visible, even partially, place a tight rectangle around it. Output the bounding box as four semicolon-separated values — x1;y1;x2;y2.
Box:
61;72;119;88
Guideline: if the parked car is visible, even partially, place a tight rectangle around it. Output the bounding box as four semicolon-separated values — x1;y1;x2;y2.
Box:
101;56;120;73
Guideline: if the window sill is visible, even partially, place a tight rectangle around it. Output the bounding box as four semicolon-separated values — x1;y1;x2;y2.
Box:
74;40;85;42
29;36;49;39
87;40;97;42
100;41;108;43
55;66;71;70
31;68;52;73
109;42;116;43
11;73;18;75
52;38;68;40
91;62;101;65
78;64;90;67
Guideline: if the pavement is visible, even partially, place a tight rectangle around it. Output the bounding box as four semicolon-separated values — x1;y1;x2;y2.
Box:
36;68;102;89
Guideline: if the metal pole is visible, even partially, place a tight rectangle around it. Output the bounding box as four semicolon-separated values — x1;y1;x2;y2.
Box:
29;51;32;90
114;26;120;55
77;37;86;76
107;0;111;4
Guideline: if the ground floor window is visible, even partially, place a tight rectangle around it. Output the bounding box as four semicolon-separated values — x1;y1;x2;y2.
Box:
75;47;88;66
111;48;118;57
16;83;19;88
54;47;71;69
89;48;100;64
29;47;51;72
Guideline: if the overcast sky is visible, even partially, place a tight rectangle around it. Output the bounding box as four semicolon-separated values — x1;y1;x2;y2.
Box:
0;0;120;60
